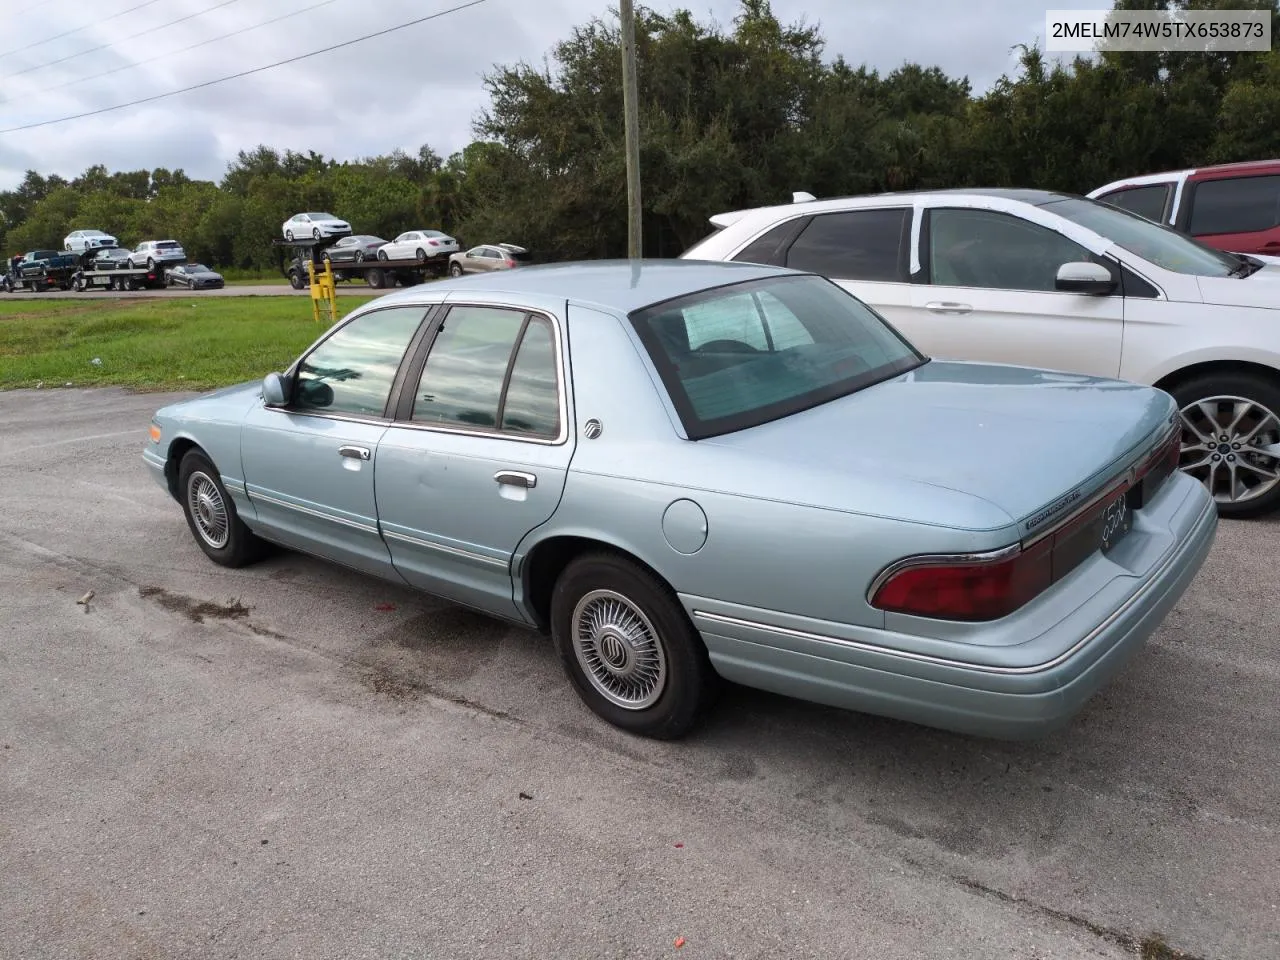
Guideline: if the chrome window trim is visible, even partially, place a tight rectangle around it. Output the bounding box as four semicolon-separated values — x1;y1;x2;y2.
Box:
864;543;1021;606
247;488;379;535
381;529;508;568
403;304;570;447
698;496;1213;678
262;406;390;427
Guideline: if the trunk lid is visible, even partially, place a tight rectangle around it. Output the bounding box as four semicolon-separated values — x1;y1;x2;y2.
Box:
702;359;1176;526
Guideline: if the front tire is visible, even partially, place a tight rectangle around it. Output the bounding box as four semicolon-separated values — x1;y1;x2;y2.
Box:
550;551;719;739
449;262;463;277
178;450;265;567
1171;371;1280;519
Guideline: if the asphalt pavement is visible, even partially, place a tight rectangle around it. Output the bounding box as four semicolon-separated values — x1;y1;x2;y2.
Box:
2;387;1277;960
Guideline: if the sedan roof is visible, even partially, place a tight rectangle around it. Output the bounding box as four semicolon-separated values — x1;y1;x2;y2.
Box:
378;258;798;314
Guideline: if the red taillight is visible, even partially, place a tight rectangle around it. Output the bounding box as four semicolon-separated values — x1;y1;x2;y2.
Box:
871;541;1052;621
428;240;439;246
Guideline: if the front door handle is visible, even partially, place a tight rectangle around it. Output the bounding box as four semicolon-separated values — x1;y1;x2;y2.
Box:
925;301;973;314
494;470;536;489
338;445;371;461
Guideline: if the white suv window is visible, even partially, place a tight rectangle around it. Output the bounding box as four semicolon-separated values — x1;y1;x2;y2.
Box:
783;208;909;282
927;208;1095;292
1099;184;1170;223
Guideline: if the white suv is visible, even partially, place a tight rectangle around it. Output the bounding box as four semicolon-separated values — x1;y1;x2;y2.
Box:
127;240;186;270
683;188;1280;518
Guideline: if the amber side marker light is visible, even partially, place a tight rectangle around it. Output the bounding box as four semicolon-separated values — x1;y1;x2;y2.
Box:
148;424;162;443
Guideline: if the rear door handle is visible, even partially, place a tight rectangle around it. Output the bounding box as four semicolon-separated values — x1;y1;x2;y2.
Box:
494;470;536;489
925;301;973;314
1262;241;1280;249
338;445;371;461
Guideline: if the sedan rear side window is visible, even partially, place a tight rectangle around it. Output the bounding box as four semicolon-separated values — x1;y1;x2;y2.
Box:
292;307;428;417
1188;175;1280;236
784;209;908;282
412;306;560;438
630;274;924;439
1100;184;1170;223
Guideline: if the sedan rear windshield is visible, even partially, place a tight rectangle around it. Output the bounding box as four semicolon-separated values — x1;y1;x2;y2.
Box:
629;274;925;439
1043;197;1243;276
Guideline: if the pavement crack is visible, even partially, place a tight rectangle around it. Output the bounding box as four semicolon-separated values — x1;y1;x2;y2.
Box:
949;873;1214;959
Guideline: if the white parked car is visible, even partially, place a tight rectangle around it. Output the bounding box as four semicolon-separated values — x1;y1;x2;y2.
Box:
282;212;352;242
683;188;1280;518
127;240;185;269
63;229;117;253
376;229;459;262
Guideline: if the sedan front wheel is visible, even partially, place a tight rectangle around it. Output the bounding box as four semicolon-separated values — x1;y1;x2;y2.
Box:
1173;371;1280;519
178;450;265;567
550;551;719;739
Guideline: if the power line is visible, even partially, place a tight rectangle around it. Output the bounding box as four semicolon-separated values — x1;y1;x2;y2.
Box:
5;0;342;102
0;0;165;59
0;0;491;135
2;0;248;81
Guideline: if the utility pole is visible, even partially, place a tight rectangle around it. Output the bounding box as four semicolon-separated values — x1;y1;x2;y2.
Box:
619;0;642;259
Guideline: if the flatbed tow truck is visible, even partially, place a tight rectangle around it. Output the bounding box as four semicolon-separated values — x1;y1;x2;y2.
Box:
70;253;176;291
277;235;450;290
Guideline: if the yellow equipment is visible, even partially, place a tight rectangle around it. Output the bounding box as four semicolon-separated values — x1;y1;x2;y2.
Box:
306;256;340;325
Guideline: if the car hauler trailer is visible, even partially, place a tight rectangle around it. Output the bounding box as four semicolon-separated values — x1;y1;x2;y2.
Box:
275;236;450;290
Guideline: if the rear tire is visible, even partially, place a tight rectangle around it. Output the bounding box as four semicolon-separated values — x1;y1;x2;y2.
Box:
1169;370;1280;519
177;450;265;568
549;551;719;739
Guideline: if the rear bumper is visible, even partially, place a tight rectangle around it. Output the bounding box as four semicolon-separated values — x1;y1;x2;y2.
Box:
685;474;1218;739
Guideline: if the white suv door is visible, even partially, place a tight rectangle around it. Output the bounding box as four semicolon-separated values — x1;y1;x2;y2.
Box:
901;205;1124;378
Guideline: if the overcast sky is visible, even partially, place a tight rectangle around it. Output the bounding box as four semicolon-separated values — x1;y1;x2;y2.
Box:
0;0;1104;191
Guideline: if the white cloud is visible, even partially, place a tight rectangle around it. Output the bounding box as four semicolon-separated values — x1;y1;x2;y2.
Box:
0;0;1105;189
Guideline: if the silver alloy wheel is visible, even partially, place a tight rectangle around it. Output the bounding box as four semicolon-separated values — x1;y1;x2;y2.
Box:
1179;395;1280;505
187;471;230;549
571;589;667;710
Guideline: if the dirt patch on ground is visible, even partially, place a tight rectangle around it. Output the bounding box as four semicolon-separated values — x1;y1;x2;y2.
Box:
138;585;250;624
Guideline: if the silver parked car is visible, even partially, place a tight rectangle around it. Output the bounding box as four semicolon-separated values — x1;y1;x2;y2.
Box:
448;243;530;276
142;261;1216;740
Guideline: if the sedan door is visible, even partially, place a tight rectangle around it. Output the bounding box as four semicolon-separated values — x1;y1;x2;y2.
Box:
374;303;573;620
239;304;433;579
902;206;1124;378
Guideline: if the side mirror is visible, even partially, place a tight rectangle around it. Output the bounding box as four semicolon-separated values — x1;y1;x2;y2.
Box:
262;372;289;407
1055;261;1117;295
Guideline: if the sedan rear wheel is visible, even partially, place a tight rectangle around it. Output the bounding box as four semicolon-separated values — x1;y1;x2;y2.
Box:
178;450;265;567
550;551;718;739
1173;372;1280;519
415;248;426;263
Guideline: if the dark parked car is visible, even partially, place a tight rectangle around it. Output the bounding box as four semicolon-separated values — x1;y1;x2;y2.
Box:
323;234;388;264
86;247;131;269
166;263;225;289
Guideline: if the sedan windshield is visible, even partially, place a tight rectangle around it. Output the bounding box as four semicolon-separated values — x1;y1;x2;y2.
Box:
1042;197;1243;277
629;274;925;439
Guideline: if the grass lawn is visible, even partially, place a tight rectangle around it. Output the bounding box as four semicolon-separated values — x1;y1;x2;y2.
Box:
0;296;377;391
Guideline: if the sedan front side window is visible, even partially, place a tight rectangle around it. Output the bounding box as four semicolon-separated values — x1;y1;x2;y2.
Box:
291;307;428;417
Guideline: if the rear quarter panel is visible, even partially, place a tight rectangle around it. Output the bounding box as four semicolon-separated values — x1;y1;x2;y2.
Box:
517;302;1023;630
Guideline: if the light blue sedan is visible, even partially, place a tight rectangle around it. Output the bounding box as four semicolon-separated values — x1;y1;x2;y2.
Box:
143;260;1217;740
